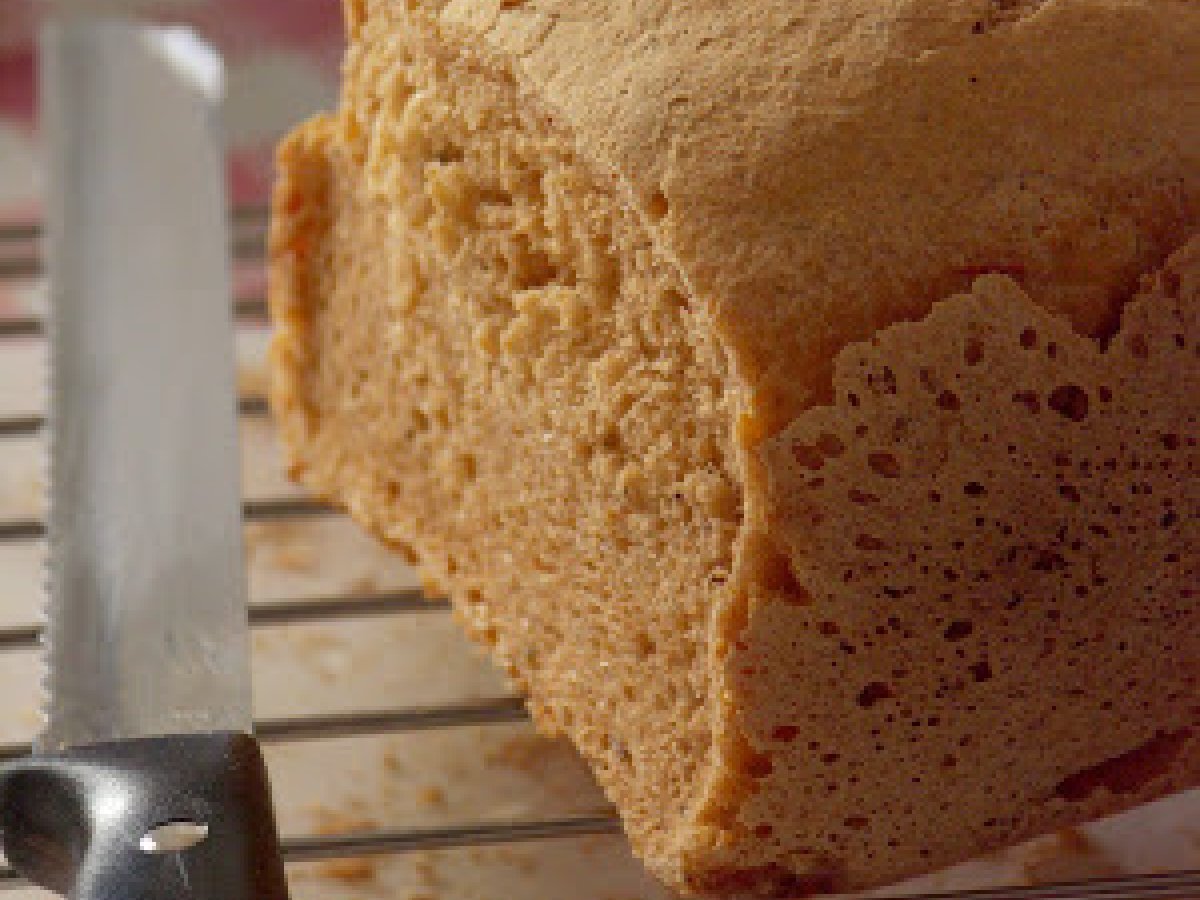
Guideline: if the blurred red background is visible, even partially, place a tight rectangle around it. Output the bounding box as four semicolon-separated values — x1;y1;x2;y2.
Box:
0;0;344;209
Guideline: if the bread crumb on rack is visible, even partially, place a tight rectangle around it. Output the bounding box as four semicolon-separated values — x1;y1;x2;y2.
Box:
244;519;318;574
310;810;381;885
382;746;406;773
484;733;557;774
418;784;448;809
317;857;378;885
412;850;445;888
237;363;268;399
270;541;318;574
470;845;540;875
349;573;381;594
1019;828;1122;885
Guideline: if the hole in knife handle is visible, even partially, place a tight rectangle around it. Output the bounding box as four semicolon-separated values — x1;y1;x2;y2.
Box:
139;820;209;854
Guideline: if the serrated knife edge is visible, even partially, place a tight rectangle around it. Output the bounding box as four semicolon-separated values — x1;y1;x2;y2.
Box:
38;19;251;751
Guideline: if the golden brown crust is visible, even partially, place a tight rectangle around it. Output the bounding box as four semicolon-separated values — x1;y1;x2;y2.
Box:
268;116;337;482
459;0;1200;427
269;1;1200;894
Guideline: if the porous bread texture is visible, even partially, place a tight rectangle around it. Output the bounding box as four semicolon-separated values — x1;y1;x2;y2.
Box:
271;2;741;878
269;0;1200;895
718;247;1200;894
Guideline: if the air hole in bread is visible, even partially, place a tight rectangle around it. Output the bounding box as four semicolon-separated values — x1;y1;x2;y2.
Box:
867;452;901;478
937;390;961;411
964;336;985;365
771;725;800;743
856;682;894;708
1047;384;1090;421
943;620;974;641
968;660;993;683
646;189;669;222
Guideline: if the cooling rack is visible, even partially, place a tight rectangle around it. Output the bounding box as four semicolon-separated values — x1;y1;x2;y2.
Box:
0;211;1197;900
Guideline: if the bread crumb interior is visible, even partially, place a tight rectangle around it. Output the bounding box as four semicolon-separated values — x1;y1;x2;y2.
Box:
298;10;742;865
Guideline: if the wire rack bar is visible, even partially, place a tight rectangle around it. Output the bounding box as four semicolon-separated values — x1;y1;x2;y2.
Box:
0;495;337;542
0;589;452;651
0;318;42;340
242;496;338;520
0;624;38;650
0;814;624;884
255;697;530;743
238;393;271;417
0;697;529;766
281;814;623;861
0;206;269;278
0;295;269;340
0;205;268;242
0;258;40;279
0;414;42;439
250;589;451;624
0;223;40;244
0;393;269;439
0;246;266;279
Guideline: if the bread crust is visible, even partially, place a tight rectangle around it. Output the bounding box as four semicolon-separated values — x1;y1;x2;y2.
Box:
270;1;1199;893
460;0;1199;424
722;246;1199;891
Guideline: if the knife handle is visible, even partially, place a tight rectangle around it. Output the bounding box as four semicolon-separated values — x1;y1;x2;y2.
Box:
0;732;291;900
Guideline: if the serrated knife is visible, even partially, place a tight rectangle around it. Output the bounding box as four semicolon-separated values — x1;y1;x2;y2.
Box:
0;18;289;900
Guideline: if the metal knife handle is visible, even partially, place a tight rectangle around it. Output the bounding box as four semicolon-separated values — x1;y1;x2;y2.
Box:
0;733;291;900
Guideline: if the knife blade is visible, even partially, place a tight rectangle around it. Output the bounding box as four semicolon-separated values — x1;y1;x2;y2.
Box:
39;19;250;749
0;18;288;900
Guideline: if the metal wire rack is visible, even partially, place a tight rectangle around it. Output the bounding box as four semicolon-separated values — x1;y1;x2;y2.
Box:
0;212;1197;900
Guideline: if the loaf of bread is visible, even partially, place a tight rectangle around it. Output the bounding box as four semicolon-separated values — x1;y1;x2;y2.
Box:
269;1;1199;894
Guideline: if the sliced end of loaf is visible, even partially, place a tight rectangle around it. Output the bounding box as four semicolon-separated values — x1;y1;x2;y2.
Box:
269;2;741;879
